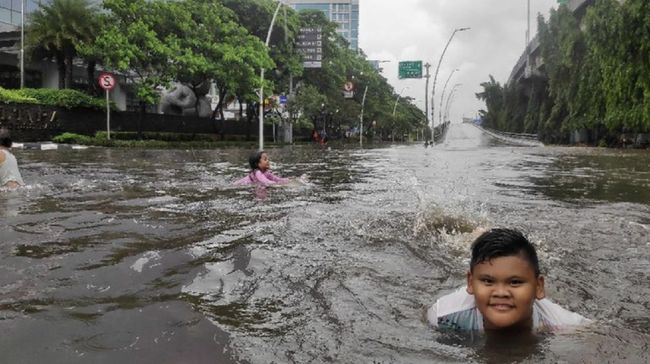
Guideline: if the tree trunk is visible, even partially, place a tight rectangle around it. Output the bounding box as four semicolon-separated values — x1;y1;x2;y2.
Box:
64;55;74;89
217;88;227;140
218;87;227;121
138;102;146;140
86;60;96;95
246;103;256;141
56;53;65;89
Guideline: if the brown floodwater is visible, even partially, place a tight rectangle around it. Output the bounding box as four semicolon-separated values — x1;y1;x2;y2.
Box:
1;123;648;363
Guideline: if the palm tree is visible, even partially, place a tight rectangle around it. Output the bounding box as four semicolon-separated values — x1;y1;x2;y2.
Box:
26;0;99;90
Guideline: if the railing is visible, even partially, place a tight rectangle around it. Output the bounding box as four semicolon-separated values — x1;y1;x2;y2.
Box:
473;124;544;147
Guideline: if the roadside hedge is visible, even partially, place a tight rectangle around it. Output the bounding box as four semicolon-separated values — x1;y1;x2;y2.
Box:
0;87;38;103
0;87;107;110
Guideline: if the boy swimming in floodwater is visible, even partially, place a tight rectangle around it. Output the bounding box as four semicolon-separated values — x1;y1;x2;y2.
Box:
234;151;290;187
0;127;24;188
428;228;590;332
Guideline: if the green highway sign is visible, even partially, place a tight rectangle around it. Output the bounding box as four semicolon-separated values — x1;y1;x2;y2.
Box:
398;61;422;79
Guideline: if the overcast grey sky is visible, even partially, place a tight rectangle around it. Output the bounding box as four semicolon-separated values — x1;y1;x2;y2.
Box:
359;0;559;124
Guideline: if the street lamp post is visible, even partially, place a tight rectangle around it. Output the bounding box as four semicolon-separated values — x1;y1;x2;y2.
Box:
438;68;459;127
392;86;409;142
443;83;461;123
423;63;431;140
258;0;285;151
444;93;457;122
359;85;368;147
430;27;469;142
392;86;409;116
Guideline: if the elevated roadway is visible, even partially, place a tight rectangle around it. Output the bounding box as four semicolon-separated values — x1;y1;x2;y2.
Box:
508;0;595;85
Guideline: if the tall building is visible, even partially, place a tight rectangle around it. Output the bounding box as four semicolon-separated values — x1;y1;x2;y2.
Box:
0;1;103;89
1;1;103;27
288;0;359;50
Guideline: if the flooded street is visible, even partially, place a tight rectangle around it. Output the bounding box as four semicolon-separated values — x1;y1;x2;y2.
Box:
1;123;649;363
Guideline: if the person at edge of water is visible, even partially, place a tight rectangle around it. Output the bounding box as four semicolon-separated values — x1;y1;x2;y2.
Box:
427;228;591;333
234;150;291;187
0;127;24;188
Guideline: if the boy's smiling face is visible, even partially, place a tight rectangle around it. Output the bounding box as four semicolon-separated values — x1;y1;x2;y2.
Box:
466;254;545;331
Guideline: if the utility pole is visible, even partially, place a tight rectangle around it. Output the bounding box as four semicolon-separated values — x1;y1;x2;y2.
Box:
525;0;531;77
423;63;431;140
258;1;284;151
20;0;24;88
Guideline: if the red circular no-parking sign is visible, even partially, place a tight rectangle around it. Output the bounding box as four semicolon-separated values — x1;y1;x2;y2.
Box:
98;73;116;91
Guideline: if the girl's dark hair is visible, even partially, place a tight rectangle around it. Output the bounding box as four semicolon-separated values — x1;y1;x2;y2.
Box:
0;128;12;148
470;228;541;276
248;150;265;170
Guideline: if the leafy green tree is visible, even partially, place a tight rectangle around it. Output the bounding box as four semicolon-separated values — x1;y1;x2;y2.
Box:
586;0;649;132
538;7;586;139
157;0;273;119
222;0;303;97
91;0;177;111
475;75;503;129
26;0;100;89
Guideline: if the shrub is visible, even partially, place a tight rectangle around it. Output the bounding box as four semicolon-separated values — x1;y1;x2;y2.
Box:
95;131;215;142
17;88;107;110
52;132;94;144
52;132;260;149
0;87;108;110
0;88;38;104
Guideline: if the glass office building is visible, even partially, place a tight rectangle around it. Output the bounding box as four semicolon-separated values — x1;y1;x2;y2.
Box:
0;1;102;26
289;0;359;50
0;1;48;26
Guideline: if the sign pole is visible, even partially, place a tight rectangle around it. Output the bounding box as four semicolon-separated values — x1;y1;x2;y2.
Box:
98;72;116;140
106;89;110;140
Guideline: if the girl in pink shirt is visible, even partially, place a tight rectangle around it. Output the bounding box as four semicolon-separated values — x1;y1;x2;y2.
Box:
234;151;290;187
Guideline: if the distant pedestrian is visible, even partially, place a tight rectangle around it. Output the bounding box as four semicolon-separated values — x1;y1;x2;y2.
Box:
0;128;24;188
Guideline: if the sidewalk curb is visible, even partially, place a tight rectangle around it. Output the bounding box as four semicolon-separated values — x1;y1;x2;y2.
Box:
12;142;89;150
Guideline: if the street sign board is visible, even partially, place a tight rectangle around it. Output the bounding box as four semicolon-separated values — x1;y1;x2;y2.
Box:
279;95;288;105
98;73;116;90
398;61;422;79
297;27;322;68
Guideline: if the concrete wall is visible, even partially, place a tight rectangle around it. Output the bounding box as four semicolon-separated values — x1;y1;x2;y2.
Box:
0;103;312;142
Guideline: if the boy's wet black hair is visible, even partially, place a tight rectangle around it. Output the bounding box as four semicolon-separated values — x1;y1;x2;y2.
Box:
0;127;12;148
248;150;265;170
470;228;541;276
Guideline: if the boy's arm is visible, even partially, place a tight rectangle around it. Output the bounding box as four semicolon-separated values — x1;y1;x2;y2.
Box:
426;302;439;327
534;299;593;329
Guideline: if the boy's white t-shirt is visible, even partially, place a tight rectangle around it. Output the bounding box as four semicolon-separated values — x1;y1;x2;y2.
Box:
0;149;24;186
427;287;591;331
